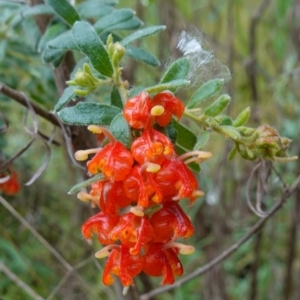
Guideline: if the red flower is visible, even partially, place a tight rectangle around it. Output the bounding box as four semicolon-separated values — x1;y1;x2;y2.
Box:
87;142;134;181
99;180;132;214
102;245;144;286
123;165;162;207
150;202;194;243
123;91;152;129
151;91;185;127
0;171;20;195
143;243;183;285
82;212;119;245
154;158;200;203
131;129;174;165
110;213;154;255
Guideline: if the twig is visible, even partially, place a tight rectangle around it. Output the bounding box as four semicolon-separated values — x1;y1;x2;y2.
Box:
0;261;45;300
139;173;300;300
0;82;60;127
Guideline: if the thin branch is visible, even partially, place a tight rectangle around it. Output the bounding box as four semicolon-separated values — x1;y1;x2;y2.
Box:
0;82;60;127
0;261;45;300
139;173;300;300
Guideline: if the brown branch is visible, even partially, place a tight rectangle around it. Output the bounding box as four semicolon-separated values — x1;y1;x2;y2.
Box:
139;173;300;300
0;261;45;300
0;82;60;127
246;0;271;123
249;230;263;300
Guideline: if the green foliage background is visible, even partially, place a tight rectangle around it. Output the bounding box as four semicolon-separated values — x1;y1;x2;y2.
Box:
0;0;299;299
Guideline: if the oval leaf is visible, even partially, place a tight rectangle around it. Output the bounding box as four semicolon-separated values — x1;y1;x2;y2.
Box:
48;30;78;51
111;86;123;109
38;22;67;52
94;8;135;32
204;94;231;117
145;79;190;94
187;78;224;109
54;86;78;112
233;107;251;127
160;57;190;83
194;131;210;150
110;113;131;148
76;3;113;19
172;119;197;151
22;4;54;18
58;102;121;125
72;21;113;77
125;46;160;67
44;0;80;26
108;17;143;31
121;25;166;47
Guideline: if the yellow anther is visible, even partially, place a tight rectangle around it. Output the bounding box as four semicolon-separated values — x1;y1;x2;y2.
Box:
75;148;101;161
77;191;98;203
145;163;161;173
192;190;205;198
87;125;103;134
151;105;165;116
130;205;144;217
95;245;115;259
165;242;195;255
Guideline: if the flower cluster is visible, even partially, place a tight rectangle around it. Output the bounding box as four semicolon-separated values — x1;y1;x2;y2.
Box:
75;91;212;287
0;170;20;196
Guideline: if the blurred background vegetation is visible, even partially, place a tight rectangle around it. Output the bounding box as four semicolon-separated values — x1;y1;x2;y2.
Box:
0;0;300;299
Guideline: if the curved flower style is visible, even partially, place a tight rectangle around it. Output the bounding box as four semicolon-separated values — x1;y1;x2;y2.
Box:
102;245;144;286
154;158;203;203
123;91;152;129
143;243;183;285
87;141;134;181
110;213;154;255
99;180;132;214
82;212;119;245
131;129;174;165
150;201;194;243
151;91;185;127
123;165;162;208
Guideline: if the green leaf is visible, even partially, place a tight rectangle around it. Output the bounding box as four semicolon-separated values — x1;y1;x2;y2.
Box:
172;119;197;150
54;86;78;112
44;0;80;26
187;78;224;109
108;17;143;31
219;125;241;140
94;9;135;32
204;94;231;117
72;21;113;77
110;113;132;148
160;57;190;83
228;147;237;160
164;122;177;144
38;22;67;53
111;86;123;109
125;46;160;67
21;4;54;18
76;3;113;19
42;47;65;66
194;131;210;150
233;107;251;127
58;102;121;125
175;145;200;172
145;79;190;94
47;30;78;51
121;25;166;47
68;174;105;194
